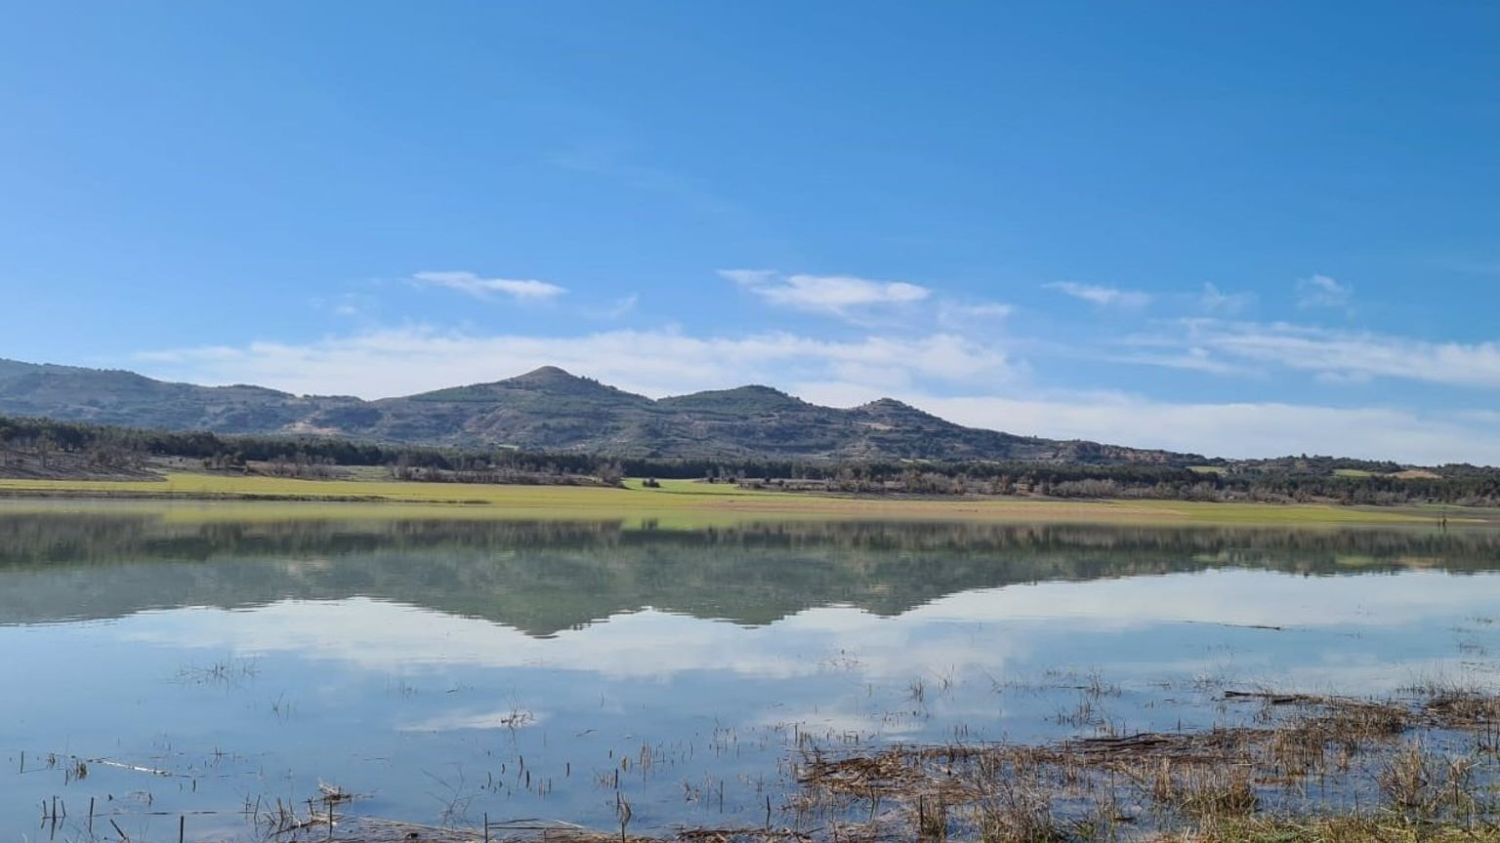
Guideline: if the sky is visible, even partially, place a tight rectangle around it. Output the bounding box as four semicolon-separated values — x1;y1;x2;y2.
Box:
3;1;1500;464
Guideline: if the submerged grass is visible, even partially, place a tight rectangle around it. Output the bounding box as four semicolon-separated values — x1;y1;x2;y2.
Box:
60;686;1500;842
0;472;1472;527
774;690;1500;843
333;689;1499;843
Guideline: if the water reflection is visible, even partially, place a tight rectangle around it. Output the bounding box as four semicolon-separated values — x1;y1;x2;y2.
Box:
4;506;1500;631
0;504;1497;837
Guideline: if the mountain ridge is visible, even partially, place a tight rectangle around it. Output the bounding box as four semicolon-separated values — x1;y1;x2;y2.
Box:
0;357;1198;465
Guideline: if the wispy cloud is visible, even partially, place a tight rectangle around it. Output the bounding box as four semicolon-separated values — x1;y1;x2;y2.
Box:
939;300;1014;324
412;271;567;302
585;293;639;320
1115;347;1251;377
137;326;1012;401
791;384;1500;465
1296;274;1352;309
1198;283;1255;315
1228;326;1500;387
1120;320;1500;390
722;269;930;321
134;321;1500;464
1044;282;1151;309
309;291;378;320
1435;257;1500;277
925;393;1500;465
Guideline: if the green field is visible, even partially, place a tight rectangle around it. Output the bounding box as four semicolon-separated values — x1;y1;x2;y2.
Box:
0;471;1483;527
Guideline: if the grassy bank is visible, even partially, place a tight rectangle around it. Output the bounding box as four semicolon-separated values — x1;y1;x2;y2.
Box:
0;471;1484;527
357;818;1500;842
1168;818;1500;841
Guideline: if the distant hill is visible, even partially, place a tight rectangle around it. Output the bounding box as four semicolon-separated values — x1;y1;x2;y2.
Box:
0;357;1197;465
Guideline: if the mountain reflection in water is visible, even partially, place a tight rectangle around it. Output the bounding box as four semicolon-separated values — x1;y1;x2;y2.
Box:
1;504;1497;836
3;506;1498;633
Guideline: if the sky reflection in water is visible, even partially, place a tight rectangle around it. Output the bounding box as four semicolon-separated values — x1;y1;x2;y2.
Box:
1;507;1497;837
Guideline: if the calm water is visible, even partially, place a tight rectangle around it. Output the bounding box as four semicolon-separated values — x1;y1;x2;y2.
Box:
2;503;1499;839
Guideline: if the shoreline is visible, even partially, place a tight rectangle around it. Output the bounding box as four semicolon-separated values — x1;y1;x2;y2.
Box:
0;472;1489;527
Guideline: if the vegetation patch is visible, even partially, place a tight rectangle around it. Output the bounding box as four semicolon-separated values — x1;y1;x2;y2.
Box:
0;472;1461;527
309;688;1500;842
8;413;1500;508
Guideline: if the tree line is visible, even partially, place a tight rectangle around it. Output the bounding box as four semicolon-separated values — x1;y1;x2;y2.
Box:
4;413;1500;505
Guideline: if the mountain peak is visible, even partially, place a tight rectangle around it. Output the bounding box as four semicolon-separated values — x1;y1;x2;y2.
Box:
859;397;916;411
659;384;807;412
856;397;941;420
742;384;796;398
403;364;647;404
507;365;584;386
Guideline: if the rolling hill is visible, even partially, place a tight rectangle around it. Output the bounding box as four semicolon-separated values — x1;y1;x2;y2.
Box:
0;357;1195;464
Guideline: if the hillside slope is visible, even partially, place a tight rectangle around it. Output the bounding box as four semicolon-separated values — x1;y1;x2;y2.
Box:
0;358;1194;464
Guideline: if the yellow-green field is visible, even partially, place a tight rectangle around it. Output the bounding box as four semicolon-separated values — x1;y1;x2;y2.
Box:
0;471;1484;527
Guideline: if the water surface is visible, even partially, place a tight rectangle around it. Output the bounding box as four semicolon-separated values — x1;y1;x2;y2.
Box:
2;504;1498;838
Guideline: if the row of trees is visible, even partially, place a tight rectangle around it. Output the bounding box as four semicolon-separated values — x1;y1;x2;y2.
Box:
747;464;1500;506
5;413;1500;505
0;419;146;475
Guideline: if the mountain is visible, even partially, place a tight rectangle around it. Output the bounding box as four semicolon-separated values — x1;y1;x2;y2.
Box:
0;357;1194;464
0;359;358;433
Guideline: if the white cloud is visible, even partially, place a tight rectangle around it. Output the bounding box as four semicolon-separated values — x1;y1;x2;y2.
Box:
717;269;777;288
938;300;1015;327
1116;318;1500;391
1044;282;1151;309
1199;283;1254;315
137;327;1013;401
310;292;377;320
769;376;1500;464
133;317;1500;464
1115;347;1250;376
898;391;1500;465
722;269;930;320
412;270;566;301
1296;274;1352;309
1177;321;1500;389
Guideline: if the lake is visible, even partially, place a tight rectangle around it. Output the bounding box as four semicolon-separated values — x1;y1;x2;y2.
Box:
3;503;1499;839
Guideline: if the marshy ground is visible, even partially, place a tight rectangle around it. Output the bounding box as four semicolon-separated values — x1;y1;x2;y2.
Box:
21;680;1500;842
244;684;1500;842
298;684;1500;840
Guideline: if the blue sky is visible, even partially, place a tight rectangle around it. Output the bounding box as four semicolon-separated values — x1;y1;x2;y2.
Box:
4;1;1500;462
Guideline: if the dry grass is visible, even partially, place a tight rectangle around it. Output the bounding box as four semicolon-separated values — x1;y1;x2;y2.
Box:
1424;689;1500;727
1164;816;1500;842
776;691;1500;843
